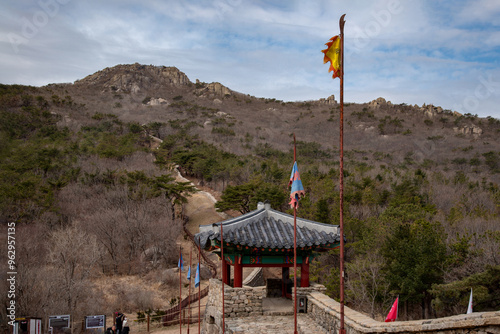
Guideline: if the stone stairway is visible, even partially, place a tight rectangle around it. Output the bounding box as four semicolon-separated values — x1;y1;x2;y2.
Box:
297;314;329;334
225;314;328;334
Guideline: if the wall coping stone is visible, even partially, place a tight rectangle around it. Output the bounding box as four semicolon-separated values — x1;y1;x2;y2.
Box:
308;291;500;333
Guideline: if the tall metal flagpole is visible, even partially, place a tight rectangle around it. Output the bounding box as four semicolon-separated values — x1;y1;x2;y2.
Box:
188;247;192;334
197;237;201;334
179;246;182;334
339;13;346;334
213;223;225;333
293;134;298;334
221;222;225;334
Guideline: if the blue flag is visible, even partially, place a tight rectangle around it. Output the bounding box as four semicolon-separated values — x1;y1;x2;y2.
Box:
187;265;191;280
178;254;184;271
195;263;200;288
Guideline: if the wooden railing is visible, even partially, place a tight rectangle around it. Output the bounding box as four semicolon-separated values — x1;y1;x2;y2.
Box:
161;214;218;327
181;214;218;279
161;286;210;325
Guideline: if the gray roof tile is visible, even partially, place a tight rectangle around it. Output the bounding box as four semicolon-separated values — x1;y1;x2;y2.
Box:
195;206;341;250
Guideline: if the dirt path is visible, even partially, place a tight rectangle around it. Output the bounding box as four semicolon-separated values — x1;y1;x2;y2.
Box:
142;171;259;333
144;172;227;334
174;168;230;242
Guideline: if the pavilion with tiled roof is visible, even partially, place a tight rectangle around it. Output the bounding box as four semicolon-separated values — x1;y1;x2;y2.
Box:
195;202;341;294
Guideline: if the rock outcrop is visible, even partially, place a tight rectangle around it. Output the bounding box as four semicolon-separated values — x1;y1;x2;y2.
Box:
74;63;191;93
453;124;483;136
369;97;392;109
319;95;337;105
207;82;231;96
147;98;169;106
421;104;444;118
195;81;232;99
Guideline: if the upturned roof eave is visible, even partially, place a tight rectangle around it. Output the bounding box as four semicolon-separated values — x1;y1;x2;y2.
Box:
198;207;339;235
195;206;341;251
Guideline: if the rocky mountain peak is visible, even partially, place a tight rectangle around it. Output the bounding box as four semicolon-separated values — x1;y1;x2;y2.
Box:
74;63;191;93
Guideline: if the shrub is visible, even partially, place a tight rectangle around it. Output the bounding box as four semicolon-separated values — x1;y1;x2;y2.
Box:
129;123;143;134
212;127;235;136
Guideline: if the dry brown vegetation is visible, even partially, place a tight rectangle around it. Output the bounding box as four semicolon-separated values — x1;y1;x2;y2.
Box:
1;64;499;330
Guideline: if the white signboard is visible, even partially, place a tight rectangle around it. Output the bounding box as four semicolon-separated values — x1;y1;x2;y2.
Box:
48;315;70;334
85;315;105;329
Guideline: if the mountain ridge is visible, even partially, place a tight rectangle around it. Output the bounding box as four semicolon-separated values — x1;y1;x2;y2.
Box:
7;62;500;181
46;64;499;180
71;63;468;115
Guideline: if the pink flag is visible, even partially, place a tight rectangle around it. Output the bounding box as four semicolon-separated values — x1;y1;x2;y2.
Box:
385;297;398;322
289;161;305;209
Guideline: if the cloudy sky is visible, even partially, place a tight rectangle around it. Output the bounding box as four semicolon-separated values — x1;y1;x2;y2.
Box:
1;0;500;118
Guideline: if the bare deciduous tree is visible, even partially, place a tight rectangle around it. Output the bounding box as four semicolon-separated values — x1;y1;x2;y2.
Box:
47;223;102;315
346;251;390;319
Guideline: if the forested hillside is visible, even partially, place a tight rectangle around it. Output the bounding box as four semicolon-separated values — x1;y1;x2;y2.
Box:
1;64;499;326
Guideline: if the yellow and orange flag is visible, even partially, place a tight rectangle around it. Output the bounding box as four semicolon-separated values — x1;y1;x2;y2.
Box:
322;35;341;79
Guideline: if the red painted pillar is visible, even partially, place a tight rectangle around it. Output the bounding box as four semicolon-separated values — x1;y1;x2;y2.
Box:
226;263;231;285
301;260;309;287
234;256;243;288
222;255;228;285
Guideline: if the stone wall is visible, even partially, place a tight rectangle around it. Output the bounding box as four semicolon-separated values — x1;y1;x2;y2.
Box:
202;280;500;334
202;279;265;334
294;284;327;296
306;291;500;334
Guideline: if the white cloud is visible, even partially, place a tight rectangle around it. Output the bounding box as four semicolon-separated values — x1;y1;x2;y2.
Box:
0;0;499;118
457;0;500;24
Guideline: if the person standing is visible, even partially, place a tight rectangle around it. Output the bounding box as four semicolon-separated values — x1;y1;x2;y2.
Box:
121;316;130;334
115;313;124;334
